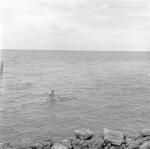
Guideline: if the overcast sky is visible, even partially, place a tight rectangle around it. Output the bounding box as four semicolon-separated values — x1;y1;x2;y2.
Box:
1;0;150;51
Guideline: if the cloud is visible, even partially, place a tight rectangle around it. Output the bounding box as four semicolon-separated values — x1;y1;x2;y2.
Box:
1;0;150;50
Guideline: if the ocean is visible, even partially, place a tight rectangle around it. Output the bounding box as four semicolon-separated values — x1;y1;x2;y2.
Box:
1;50;150;144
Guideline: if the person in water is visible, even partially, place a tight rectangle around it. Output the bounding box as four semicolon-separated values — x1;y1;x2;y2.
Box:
49;90;56;102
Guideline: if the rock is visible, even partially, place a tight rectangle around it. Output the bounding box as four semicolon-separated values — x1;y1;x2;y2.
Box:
72;138;94;149
124;132;141;141
104;128;124;146
74;128;93;140
61;138;72;149
140;142;150;149
71;138;83;149
90;135;104;148
120;143;127;149
126;138;136;148
2;143;14;149
27;138;53;149
110;147;116;149
0;143;3;148
84;137;103;149
144;137;150;142
71;135;104;149
140;130;150;137
52;144;68;149
16;146;32;149
127;137;150;149
106;143;111;149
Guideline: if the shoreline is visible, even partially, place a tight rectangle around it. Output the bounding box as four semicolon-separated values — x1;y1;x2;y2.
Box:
1;128;150;149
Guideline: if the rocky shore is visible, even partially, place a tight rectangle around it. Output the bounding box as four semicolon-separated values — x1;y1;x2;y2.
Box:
1;128;150;149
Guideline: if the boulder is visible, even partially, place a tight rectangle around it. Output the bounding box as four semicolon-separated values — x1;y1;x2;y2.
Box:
61;138;72;149
52;143;68;149
110;147;116;149
140;141;150;149
90;135;104;148
120;143;127;149
126;138;136;148
71;135;104;149
74;129;93;140
127;137;150;149
0;143;3;148
71;138;81;149
1;143;14;149
104;128;124;146
140;130;150;137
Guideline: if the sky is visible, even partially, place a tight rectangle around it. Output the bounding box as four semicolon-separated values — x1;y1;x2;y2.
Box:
1;0;150;51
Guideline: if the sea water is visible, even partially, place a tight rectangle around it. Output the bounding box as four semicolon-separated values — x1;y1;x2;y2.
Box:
1;50;150;144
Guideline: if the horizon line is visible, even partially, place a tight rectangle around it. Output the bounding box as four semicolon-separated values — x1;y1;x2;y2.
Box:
1;49;150;52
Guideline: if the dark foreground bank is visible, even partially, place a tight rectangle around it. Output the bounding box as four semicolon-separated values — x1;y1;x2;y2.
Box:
1;128;150;149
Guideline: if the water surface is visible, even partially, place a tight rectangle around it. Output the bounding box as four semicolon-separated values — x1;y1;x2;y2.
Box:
1;50;150;143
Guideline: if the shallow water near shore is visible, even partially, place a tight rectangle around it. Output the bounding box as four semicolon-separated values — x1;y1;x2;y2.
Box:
1;50;150;144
